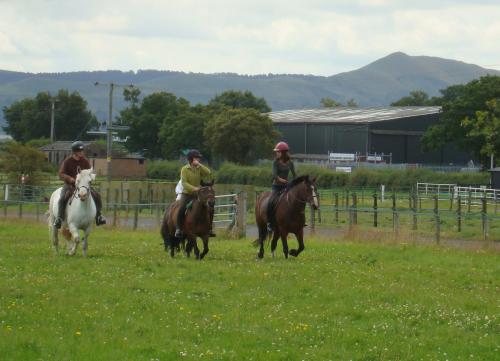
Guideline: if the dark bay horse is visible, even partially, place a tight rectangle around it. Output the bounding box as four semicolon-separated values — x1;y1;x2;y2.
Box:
255;175;319;259
161;181;215;259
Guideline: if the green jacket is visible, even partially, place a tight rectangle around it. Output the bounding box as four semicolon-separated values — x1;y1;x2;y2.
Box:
180;163;211;194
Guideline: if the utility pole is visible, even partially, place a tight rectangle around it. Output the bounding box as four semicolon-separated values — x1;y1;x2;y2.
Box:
107;83;114;181
49;97;58;143
94;82;133;181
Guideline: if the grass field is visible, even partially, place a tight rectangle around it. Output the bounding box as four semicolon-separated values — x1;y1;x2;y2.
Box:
0;220;498;361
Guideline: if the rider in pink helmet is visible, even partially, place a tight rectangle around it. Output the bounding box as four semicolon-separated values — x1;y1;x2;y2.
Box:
267;141;296;232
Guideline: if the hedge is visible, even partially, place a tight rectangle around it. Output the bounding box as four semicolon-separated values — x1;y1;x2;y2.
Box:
147;161;490;189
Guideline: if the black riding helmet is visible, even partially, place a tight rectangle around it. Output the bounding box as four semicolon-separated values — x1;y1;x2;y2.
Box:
71;141;85;152
187;149;202;161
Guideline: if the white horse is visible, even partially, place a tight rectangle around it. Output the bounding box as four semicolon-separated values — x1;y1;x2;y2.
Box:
48;168;97;256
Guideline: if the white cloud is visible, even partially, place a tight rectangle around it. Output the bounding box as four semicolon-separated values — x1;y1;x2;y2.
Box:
0;1;499;74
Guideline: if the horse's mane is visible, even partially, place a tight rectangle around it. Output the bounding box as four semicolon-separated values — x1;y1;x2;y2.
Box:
288;175;310;189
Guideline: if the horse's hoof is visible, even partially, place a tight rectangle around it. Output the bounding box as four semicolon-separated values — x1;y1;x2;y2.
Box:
257;253;264;259
289;249;298;257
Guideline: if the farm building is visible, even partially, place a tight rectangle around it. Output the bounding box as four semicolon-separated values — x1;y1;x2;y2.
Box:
268;107;470;165
40;141;146;179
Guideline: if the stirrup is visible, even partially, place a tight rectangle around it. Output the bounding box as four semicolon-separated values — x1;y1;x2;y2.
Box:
96;215;106;226
54;217;63;229
174;228;183;238
267;222;273;232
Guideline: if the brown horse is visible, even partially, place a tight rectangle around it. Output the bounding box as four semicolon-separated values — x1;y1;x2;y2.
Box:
161;181;215;259
255;175;319;259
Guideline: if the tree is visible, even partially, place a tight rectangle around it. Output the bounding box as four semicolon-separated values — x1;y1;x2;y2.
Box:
204;108;279;165
390;90;434;106
320;97;342;107
461;99;500;164
0;141;50;184
346;98;358;107
119;91;190;158
421;76;500;165
209;90;271;113
2;90;98;142
159;105;211;159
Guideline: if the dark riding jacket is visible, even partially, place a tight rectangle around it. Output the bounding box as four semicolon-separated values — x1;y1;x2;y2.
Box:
272;159;296;186
59;156;91;185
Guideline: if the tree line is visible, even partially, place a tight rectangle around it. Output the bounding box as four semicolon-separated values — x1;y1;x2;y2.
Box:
2;89;277;166
2;75;500;168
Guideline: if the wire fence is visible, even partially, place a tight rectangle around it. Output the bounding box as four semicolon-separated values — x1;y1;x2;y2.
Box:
2;183;500;243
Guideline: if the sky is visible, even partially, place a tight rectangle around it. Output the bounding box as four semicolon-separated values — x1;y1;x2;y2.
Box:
0;0;499;76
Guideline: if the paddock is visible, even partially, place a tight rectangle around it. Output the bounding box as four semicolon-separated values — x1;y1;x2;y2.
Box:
0;219;498;360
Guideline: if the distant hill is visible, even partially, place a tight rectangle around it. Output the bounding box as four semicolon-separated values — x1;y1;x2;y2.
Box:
0;52;498;131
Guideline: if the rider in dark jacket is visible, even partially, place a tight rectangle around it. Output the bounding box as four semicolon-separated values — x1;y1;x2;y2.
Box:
53;141;106;229
267;141;296;231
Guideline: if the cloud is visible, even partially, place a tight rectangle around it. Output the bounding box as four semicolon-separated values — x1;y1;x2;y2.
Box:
0;1;498;74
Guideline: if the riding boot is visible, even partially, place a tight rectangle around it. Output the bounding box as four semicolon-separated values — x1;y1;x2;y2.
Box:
54;188;70;229
91;189;106;226
175;194;189;238
175;210;185;238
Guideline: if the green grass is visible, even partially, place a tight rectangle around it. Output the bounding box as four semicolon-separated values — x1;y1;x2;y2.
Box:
0;220;498;360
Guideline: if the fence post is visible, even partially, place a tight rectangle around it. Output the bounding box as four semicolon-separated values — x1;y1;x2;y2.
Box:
352;193;357;225
467;190;472;213
317;193;321;224
310;205;315;233
457;195;462;232
345;189;350;209
334;192;339;224
482;197;488;241
373;193;378;227
231;192;247;238
138;189;143;212
410;190;416;230
434;195;440;244
105;187;110;212
112;189;119;226
392;193;396;231
126;189;130;214
18;201;23;219
150;189;154;215
133;205;139;230
156;203;161;227
449;191;454;211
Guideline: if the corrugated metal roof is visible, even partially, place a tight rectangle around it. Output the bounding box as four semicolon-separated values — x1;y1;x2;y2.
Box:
268;106;441;124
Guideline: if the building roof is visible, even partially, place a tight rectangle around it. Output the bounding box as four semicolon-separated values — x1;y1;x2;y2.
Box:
268;106;442;124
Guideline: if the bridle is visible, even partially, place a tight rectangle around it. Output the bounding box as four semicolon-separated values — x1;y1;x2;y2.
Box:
286;180;319;208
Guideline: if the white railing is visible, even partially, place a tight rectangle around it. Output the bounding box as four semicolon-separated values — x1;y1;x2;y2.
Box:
455;186;500;205
417;183;456;199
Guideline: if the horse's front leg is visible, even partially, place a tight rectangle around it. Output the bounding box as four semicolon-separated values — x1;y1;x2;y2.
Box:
81;227;91;257
68;224;80;256
280;231;289;259
289;228;305;257
188;237;200;259
199;235;209;260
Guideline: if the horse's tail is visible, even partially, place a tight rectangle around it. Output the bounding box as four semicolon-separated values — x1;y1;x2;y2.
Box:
252;226;271;248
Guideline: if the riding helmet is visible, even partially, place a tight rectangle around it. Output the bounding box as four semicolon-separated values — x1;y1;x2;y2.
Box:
187;149;202;161
273;141;289;152
71;141;85;152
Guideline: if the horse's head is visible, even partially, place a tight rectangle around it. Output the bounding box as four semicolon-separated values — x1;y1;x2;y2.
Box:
198;180;215;207
75;168;95;201
305;176;319;210
288;175;319;210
